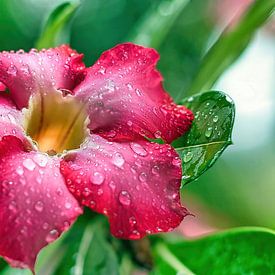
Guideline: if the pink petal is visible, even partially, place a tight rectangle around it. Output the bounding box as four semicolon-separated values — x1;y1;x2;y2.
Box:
0;94;26;142
74;43;193;143
0;45;85;109
0;82;6;91
0;136;82;271
60;134;188;240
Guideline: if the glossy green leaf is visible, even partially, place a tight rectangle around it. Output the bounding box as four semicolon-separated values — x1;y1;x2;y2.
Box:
186;0;275;96
152;227;275;275
36;1;79;49
174;91;235;185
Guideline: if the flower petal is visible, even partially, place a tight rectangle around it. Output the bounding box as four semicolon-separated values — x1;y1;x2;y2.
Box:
60;134;188;240
0;45;85;109
0;94;26;142
0;136;82;271
74;43;193;143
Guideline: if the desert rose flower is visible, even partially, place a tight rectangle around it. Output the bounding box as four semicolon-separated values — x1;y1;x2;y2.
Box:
0;43;193;271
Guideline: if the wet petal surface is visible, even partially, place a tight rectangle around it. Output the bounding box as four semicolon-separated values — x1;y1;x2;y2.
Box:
0;45;85;109
74;43;193;143
0;94;26;142
0;136;82;271
60;134;189;239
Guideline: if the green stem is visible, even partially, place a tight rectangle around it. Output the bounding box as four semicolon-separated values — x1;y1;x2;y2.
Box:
156;243;196;275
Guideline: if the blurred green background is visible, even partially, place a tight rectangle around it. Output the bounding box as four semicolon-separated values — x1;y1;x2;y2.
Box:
0;0;274;245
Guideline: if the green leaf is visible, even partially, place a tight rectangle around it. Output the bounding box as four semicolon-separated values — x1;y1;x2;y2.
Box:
0;0;68;51
36;1;79;49
186;0;275;96
53;217;119;275
152;227;275;275
174;91;235;185
128;0;190;49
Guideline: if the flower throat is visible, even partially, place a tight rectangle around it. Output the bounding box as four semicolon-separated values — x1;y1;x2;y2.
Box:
24;91;88;155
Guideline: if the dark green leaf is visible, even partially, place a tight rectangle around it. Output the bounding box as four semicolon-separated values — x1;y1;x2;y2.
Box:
152;227;275;275
174;91;235;185
186;0;275;96
36;1;80;49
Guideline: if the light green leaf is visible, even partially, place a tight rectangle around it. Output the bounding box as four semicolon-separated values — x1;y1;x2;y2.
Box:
186;0;275;96
174;91;235;185
152;227;275;275
36;1;80;49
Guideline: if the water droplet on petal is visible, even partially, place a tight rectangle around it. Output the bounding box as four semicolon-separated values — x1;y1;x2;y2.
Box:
46;229;59;243
34;201;44;212
138;172;147;182
151;165;160;175
23;158;36;171
119;190;131;206
90;171;105;185
130;143;148;156
16;166;24;176
112;152;125;167
7;65;17;76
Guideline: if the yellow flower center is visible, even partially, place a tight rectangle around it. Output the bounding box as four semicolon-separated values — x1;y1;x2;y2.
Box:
24;90;88;155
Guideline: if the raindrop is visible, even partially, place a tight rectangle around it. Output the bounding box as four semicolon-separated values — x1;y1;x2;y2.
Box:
46;229;59;243
205;127;213;138
135;88;142;96
7;65;17;76
34;201;44;212
112;152;125;167
138;172;147;182
130;143;148;156
151;165;160;175
119;190;131;206
183;151;193;163
33;154;48;167
65;202;72;209
23;158;36;171
16;166;24;176
90;171;105;185
213;115;219;123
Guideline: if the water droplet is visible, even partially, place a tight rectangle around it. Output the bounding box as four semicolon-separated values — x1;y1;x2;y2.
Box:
119;190;131;206
130;143;148;156
16;166;24;176
151;165;160;175
23;158;36;171
213;115;219;123
126;83;133;90
34;201;44;212
183;151;193;163
90;171;105;185
46;229;59;243
205;127;213;138
65;202;72;209
112;152;125;167
7;65;17;76
138;172;147;182
33;154;48;167
135;88;142;96
129;216;137;226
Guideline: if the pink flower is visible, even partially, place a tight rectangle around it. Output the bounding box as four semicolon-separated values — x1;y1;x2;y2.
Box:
0;43;193;271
